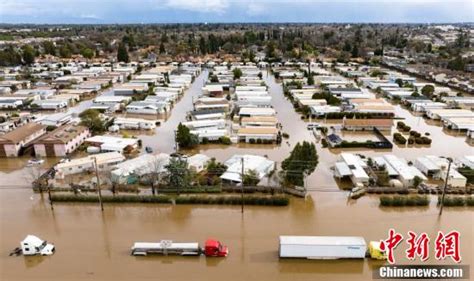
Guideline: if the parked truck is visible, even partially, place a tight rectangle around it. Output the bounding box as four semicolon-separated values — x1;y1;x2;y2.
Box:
279;236;371;259
21;235;55;256
131;239;228;257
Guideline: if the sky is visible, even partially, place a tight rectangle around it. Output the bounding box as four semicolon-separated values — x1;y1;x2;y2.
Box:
0;0;473;24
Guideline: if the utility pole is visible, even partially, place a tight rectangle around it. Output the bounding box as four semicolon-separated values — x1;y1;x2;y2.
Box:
439;158;452;216
47;184;54;211
241;157;244;214
93;157;104;211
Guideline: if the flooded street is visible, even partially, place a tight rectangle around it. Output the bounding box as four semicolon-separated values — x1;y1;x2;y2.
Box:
0;69;473;280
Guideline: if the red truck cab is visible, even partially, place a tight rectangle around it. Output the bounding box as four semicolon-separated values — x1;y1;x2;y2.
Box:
203;239;228;257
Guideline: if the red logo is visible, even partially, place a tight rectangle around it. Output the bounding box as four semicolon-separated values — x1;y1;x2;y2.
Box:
435;231;461;263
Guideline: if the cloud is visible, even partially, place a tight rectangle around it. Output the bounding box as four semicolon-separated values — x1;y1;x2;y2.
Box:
247;3;265;16
164;0;229;13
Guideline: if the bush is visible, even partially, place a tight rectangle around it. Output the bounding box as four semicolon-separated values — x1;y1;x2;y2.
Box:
249;138;256;144
380;195;430;207
407;137;415;144
201;137;209;144
393;133;407;145
256;139;262;144
282;132;289;139
321;139;328;148
218;136;231;145
51;194;289;206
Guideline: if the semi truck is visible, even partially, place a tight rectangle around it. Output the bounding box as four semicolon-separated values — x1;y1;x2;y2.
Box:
279;236;384;260
21;235;55;256
131;239;228;257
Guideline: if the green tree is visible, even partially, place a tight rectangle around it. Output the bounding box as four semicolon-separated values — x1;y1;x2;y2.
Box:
165;158;192;192
421;85;435;97
243;169;260;185
80;48;94;59
59;45;72;58
42;41;56;55
79;109;106;134
233;68;243;80
22;45;36;65
117;43;129;63
281;141;318;187
413;176;423;188
159;42;166;54
176;123;199;149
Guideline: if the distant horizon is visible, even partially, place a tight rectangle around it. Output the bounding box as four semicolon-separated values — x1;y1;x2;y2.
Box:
1;0;473;25
1;22;473;26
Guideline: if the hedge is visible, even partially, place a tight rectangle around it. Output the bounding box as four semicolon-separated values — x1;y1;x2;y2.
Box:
380;195;430;207
438;196;474;207
50;194;289;206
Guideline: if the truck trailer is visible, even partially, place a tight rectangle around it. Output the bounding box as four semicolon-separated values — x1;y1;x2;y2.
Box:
131;239;228;257
279;236;367;259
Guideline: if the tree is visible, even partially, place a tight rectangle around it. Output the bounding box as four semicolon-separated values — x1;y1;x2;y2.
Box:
22;45;36;65
307;74;314;85
159;42;166;54
79;109;106;134
413;176;423;188
421;85;435;97
281;141;318;187
141;158;168;195
243;169;260;185
233;68;242;80
165;158;192;193
59;44;72;58
42;41;56;56
176;123;199;149
80;48;94;59
117;43;129;63
395;78;404;87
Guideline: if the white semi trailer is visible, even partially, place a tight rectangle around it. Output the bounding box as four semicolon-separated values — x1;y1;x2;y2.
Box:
279;236;367;259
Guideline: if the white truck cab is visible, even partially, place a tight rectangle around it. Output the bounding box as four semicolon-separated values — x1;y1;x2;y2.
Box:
21;235;55;256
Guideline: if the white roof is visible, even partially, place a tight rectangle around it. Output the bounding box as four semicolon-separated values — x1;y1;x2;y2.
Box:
280;236;366;246
220;154;275;183
334;162;352;177
22;235;44;247
112;153;170;177
239;107;276;116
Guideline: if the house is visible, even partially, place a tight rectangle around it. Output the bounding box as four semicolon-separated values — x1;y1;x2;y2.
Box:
310;105;341;116
32;99;68;110
54;152;125;179
194;98;230;111
0;123;47;157
33;125;89;157
126;101;170;115
241;116;278;127
35;113;72;127
187;154;211;173
333;153;369;185
182;119;226;130
190;129;228;141
238;107;276;117
202;84;224;96
220;154;275;183
114;83;149;96
342;119;392;131
113;117;157;130
111;153;170;184
0;99;23;109
85;135;139;153
382;155;427;187
425;109;474;120
414;156;467;188
237;127;279;143
190;109;226;121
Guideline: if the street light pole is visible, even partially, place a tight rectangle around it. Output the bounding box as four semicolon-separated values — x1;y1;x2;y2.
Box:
439;158;452;216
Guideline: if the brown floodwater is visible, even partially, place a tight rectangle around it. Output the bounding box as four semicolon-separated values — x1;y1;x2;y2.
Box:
1;69;473;280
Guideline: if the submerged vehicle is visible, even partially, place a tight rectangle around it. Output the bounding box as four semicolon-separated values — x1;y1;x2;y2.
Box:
279;236;386;260
27;159;44;166
131;239;228;257
21;235;55;256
